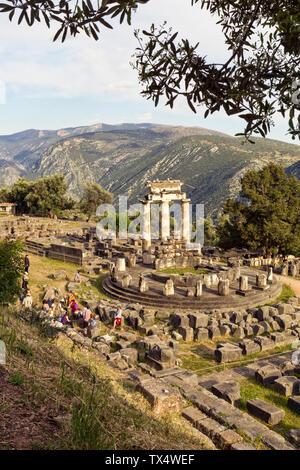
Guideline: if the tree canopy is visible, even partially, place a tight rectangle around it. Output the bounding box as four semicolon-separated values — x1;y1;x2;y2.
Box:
0;175;73;216
80;182;114;220
0;0;299;140
216;163;300;255
0;240;24;304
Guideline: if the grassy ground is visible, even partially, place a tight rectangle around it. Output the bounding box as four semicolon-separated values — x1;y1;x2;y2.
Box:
239;377;300;439
156;268;208;275
0;307;212;450
266;284;295;305
25;253;110;306
177;340;293;376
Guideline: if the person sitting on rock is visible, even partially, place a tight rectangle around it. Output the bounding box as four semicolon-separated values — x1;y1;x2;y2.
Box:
56;299;65;317
22;291;33;310
113;305;123;330
74;271;81;283
88;312;96;328
42;299;50;312
83;304;92;328
70;299;80;317
61;312;73;327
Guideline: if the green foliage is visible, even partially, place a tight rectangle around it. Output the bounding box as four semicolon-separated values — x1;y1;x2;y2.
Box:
8;371;25;386
267;284;295;305
0;1;298;138
2;175;73;216
217;163;300;255
0;187;10;202
0;240;24;304
204;216;218;246
24;175;72;216
80;182;113;220
134;1;300;140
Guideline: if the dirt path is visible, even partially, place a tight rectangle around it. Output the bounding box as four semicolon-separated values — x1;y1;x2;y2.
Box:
277;275;300;296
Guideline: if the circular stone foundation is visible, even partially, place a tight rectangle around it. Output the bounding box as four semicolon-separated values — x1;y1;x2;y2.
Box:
102;264;282;311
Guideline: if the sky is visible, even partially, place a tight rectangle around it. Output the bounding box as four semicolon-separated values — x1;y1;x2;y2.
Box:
0;0;297;143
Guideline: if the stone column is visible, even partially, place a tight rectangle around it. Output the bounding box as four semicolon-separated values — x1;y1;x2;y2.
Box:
291;264;297;277
256;274;267;288
142;201;151;251
239;275;248;291
267;266;273;282
196;280;203;297
116;257;126;272
139;275;148;293
181;199;190;242
128;254;136;268
161;199;170;241
163;279;174;296
218;279;230;296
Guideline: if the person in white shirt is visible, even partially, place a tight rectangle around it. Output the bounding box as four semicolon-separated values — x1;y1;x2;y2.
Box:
22;291;33;310
113;306;123;329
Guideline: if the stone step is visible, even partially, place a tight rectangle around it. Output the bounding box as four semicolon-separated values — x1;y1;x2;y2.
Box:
181;385;295;449
102;276;282;309
246;398;285;425
287;396;300;414
182;406;243;449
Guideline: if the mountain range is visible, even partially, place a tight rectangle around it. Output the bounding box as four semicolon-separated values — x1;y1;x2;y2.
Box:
0;122;299;217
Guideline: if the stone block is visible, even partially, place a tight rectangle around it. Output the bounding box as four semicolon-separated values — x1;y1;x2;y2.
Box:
219;325;231;337
189;313;208;329
238;339;260;355
136;378;182;415
217;430;243;449
51;270;67;280
208;326;221;339
247;398;285;425
197;418;227;440
273;376;300;396
211;381;241;406
253;336;274;351
231;442;256;450
287;396;300;414
256;306;270;321
275;314;293;330
232;326;245;339
215;345;243;363
182;406;206;427
119;332;137;343
178;326;194;341
286;429;300;449
277;304;294;315
243;326;254;337
231;312;243;324
255;365;282;386
120;348;138;364
115;339;131;350
252;324;265;336
194;327;209;342
280;360;296;376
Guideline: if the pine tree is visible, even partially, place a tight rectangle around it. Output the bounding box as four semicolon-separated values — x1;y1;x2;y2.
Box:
217;163;300;255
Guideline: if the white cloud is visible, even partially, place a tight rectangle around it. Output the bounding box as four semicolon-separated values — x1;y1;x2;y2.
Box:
0;0;230;100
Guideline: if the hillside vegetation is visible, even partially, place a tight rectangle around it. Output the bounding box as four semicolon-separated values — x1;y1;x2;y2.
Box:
0;306;210;450
0;123;299;217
